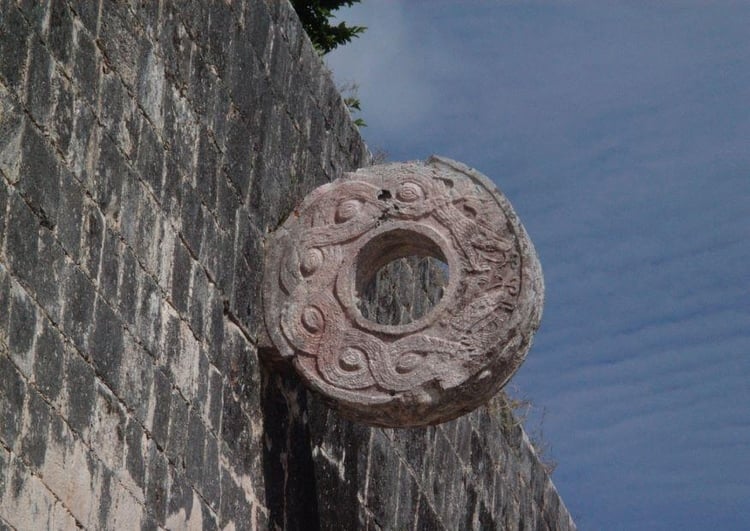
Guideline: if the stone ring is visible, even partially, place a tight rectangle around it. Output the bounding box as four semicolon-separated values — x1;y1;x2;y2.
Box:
262;156;544;427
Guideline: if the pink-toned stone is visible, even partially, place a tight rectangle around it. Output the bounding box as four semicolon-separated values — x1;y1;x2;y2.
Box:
262;156;544;427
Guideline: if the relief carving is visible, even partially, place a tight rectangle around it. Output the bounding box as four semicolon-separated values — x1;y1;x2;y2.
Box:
262;156;544;427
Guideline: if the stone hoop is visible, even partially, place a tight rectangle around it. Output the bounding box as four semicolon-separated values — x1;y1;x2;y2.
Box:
262;156;544;427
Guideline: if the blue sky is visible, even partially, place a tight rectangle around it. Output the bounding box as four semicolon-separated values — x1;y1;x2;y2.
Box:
326;2;750;529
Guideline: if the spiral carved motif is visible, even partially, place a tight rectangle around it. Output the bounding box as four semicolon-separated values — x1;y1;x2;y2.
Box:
262;156;544;427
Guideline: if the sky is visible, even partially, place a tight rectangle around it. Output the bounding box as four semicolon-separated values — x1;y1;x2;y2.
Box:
325;2;750;529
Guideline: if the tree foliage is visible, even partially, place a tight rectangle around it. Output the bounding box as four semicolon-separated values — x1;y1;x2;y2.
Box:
291;0;366;55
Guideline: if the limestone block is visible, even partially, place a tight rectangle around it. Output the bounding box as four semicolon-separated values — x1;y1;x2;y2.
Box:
263;156;544;426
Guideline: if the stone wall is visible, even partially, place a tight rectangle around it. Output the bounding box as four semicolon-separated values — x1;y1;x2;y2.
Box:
0;0;574;529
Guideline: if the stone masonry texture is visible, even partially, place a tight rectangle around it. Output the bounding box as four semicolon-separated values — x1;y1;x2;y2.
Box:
0;0;575;529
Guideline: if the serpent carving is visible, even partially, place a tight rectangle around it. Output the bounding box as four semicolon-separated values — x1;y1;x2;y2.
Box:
262;156;544;427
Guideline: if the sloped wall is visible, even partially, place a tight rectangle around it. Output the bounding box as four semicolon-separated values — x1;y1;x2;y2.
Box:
0;0;574;529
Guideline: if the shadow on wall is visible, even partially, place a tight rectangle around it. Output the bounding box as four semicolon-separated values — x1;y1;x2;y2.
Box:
261;367;321;530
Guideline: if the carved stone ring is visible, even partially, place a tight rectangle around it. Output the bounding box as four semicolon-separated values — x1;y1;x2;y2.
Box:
262;156;544;427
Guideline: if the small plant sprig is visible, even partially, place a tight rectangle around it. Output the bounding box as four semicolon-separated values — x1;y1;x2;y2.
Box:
344;96;366;127
339;81;366;127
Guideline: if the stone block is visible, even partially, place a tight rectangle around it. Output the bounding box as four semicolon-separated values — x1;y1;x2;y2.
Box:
229;245;262;336
0;3;31;92
24;38;57;128
62;266;96;353
247;0;272;64
208;84;231;151
161;151;184;220
99;227;120;302
47;2;73;72
392;428;429;475
80;200;104;280
119;168;141;243
461;484;479;530
166;392;188;467
0;450;78;530
67;98;99;182
132;0;160;39
206;290;225;367
365;431;400;528
17;0;50;34
55;169;84;260
171;238;191;315
94;132;128;223
165;468;194;527
219;467;254;530
104;472;146;529
313;450;357;529
269;35;294;98
125;416;146;493
188;267;208;339
42;412;99;526
99;70;140;157
145;441;168;526
393;464;421;529
202;432;221;512
135;41;165;132
20;389;51;469
6;194;39;290
135;272;162;356
180;184;204;258
8;283;36;379
194;349;209;411
416;495;442;531
119;335;154;424
64;351;95;437
162;86;198;196
215;172;241;236
135;195;160;274
32;318;64;402
0;86;25;183
71;20;100;103
469;428;485;471
149;368;171;450
0;185;5;255
205;2;232;80
118;246;138;324
0;354;26;449
158;6;192;92
222;115;254;199
227;23;261;121
98;2;142;90
215;229;237;299
89;384;126;471
47;68;76;154
29;228;66;323
163;316;196;396
185;409;205;486
206;365;223;435
195;127;218;212
89;299;124;392
0;444;8;500
0;264;10;339
188;50;212;118
135;119;164;196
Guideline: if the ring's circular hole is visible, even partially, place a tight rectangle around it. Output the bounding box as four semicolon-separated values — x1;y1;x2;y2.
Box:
356;229;449;326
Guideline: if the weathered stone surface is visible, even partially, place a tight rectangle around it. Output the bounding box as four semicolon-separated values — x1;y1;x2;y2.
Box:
264;156;544;426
